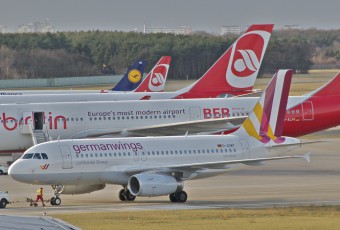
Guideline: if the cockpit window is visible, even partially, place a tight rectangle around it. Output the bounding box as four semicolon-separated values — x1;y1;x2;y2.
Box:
33;153;41;159
22;153;34;159
41;153;48;159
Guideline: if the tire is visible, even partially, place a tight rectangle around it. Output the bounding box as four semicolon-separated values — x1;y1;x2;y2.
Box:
0;198;7;208
175;191;187;203
50;197;55;205
54;197;61;206
0;170;3;175
169;193;177;202
124;190;136;202
119;189;126;201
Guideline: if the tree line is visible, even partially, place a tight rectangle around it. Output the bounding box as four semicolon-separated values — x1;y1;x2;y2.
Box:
0;29;338;80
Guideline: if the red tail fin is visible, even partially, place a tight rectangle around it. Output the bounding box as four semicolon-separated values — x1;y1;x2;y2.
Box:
308;72;340;97
134;56;171;92
182;24;273;96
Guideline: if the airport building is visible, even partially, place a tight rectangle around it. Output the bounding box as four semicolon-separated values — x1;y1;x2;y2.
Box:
149;25;192;35
220;25;241;36
17;19;55;33
0;26;8;33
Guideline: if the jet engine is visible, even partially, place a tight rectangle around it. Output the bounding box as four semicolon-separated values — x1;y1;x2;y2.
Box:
128;174;183;197
59;184;106;195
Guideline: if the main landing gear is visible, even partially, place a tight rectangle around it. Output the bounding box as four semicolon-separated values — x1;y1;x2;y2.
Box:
119;187;136;201
50;185;63;206
169;191;187;203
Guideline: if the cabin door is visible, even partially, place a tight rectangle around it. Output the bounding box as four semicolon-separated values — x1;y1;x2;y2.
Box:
239;139;250;159
302;101;314;120
60;145;73;169
189;107;201;120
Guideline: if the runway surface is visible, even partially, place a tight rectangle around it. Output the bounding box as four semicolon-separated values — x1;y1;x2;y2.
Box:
1;136;340;216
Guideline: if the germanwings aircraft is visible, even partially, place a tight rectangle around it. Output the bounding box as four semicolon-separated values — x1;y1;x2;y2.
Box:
9;69;312;204
0;24;273;103
0;71;339;154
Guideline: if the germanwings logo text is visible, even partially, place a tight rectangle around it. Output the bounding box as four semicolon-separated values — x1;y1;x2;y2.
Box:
40;164;49;170
148;64;168;92
226;30;271;88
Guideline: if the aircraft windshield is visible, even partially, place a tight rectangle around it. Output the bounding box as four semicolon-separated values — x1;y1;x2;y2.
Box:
22;153;48;160
22;153;34;159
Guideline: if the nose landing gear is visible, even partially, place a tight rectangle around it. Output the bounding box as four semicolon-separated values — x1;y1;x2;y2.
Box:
50;185;63;206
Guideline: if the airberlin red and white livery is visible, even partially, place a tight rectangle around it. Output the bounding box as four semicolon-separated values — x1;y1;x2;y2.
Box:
9;69;313;204
133;56;171;92
0;71;340;154
0;24;273;104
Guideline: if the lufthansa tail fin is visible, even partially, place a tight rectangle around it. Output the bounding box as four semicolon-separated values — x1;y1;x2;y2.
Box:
305;72;340;97
111;60;147;91
134;56;171;92
179;24;273;96
235;69;293;143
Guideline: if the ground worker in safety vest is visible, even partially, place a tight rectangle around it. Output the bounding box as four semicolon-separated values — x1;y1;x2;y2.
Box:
34;187;45;206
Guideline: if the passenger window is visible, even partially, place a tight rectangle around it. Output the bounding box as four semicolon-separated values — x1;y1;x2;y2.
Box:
33;153;41;159
41;153;48;159
22;153;34;159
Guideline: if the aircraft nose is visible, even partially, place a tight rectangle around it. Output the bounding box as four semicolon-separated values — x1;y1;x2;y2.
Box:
8;160;34;184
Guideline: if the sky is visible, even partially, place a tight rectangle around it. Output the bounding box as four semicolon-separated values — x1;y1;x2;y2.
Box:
0;0;339;33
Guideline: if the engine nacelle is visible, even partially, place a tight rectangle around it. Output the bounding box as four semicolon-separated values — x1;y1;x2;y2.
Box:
128;174;183;197
59;184;106;195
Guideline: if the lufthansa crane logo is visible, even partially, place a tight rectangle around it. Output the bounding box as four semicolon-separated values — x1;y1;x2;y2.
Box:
128;69;142;83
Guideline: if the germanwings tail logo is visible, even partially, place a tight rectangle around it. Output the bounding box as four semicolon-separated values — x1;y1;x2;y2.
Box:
134;56;171;92
241;70;292;143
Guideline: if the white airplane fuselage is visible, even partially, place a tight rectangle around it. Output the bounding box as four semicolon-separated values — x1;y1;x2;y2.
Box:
10;134;300;186
0;96;308;153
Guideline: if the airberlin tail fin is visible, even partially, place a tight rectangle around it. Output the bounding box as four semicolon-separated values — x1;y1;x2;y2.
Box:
179;24;273;96
134;56;171;92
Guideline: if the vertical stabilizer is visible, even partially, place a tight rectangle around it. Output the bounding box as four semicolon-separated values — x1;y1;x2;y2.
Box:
180;24;274;95
134;56;171;92
111;60;147;91
235;69;293;143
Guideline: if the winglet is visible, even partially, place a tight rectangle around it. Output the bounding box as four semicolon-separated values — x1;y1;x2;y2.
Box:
235;69;293;143
111;60;147;91
134;56;171;92
179;24;274;96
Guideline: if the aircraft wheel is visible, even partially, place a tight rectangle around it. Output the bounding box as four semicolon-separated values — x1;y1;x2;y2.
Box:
0;198;7;208
50;197;55;205
53;197;61;206
124;190;136;202
119;189;126;201
175;191;187;203
169;193;177;202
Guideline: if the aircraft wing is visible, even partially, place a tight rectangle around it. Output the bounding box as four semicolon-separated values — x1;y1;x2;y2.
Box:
122;154;310;177
120;116;246;136
72;116;247;138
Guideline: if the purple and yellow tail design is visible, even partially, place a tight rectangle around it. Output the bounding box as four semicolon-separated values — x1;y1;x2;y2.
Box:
236;70;292;143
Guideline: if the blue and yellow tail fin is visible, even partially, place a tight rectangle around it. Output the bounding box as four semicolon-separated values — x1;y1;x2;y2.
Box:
111;60;147;91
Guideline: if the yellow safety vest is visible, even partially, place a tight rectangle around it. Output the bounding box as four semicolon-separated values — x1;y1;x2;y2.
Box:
36;188;43;196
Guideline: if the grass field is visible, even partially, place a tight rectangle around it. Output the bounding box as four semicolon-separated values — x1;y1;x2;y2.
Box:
53;206;340;230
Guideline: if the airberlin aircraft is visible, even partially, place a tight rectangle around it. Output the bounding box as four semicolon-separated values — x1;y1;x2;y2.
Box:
9;69;313;204
0;71;339;154
0;24;273;103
